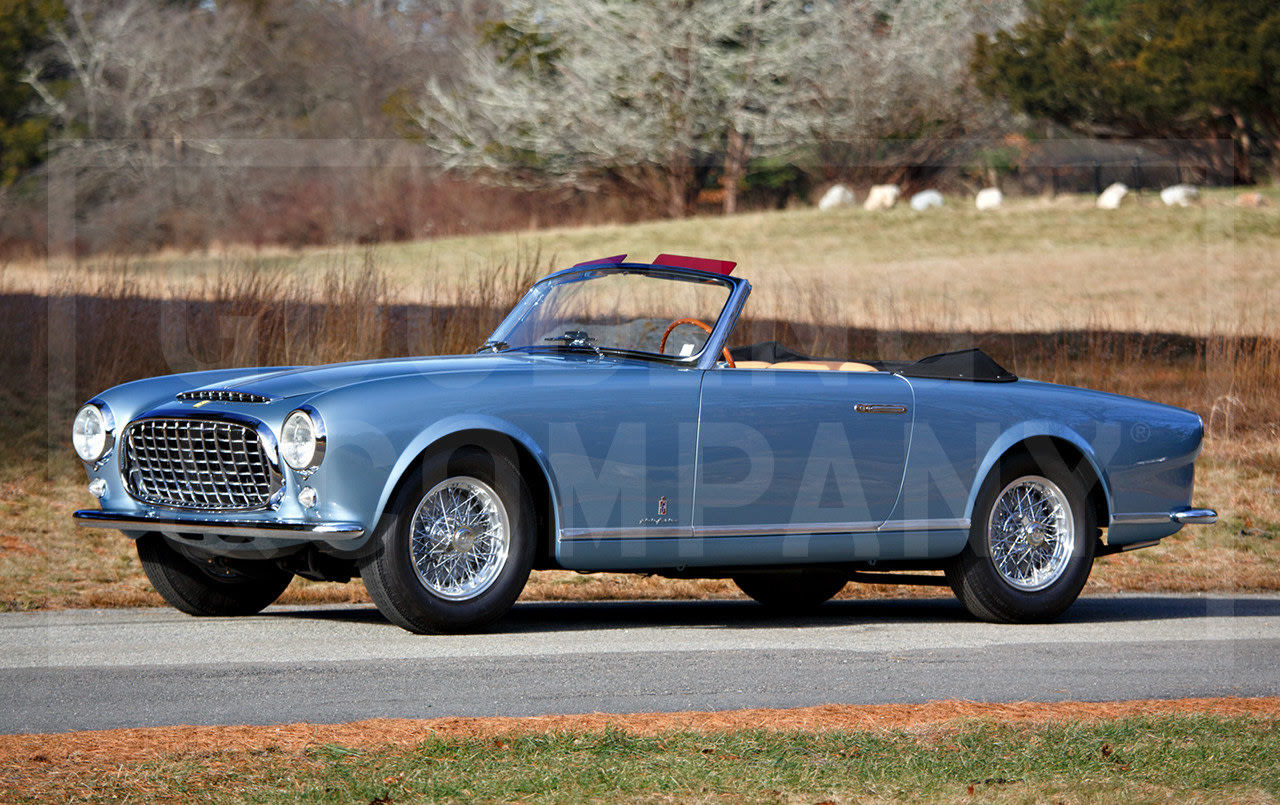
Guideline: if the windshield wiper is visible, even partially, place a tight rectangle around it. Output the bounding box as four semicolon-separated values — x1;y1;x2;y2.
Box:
477;340;509;353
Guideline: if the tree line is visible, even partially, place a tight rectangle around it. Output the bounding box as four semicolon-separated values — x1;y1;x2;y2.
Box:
1;0;1274;255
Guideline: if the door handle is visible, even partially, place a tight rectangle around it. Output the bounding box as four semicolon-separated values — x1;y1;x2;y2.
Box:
855;403;908;414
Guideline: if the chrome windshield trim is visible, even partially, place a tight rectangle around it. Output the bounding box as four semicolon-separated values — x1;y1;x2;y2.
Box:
696;277;752;371
74;509;365;540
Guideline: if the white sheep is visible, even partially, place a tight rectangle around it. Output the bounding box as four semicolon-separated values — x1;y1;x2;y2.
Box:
909;189;945;211
1097;182;1128;210
1160;184;1199;207
975;187;1003;211
817;184;855;211
863;184;900;211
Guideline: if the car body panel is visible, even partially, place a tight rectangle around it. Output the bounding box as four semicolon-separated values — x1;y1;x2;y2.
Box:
74;260;1213;580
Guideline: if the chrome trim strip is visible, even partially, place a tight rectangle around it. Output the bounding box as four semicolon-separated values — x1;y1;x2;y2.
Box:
1173;508;1218;525
560;527;691;541
1110;513;1172;525
879;518;970;532
74;510;365;540
696;521;882;537
559;518;972;542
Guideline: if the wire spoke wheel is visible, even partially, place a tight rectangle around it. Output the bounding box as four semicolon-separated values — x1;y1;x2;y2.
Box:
409;477;510;601
986;475;1074;592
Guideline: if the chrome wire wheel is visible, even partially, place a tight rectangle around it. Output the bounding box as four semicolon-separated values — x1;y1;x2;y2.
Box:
409;476;510;601
986;475;1075;592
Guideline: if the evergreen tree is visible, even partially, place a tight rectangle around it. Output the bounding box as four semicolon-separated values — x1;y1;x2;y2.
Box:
0;0;63;185
972;0;1280;182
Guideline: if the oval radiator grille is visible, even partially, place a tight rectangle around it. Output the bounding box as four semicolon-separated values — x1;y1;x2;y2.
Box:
123;419;277;510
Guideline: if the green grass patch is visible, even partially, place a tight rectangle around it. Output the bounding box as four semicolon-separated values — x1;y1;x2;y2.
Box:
8;714;1279;804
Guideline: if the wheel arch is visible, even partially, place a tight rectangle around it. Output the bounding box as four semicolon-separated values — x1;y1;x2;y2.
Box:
968;433;1111;537
376;425;559;570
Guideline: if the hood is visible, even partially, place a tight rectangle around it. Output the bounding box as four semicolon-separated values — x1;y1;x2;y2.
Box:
184;353;540;400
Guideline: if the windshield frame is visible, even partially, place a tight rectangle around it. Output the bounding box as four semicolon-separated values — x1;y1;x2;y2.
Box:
485;263;752;370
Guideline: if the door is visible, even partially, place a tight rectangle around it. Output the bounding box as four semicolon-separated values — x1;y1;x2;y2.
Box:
691;367;913;564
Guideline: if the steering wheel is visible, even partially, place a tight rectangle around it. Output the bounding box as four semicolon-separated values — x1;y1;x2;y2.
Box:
659;318;735;367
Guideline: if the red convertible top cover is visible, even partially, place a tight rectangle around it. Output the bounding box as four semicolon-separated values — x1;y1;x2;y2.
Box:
653;253;737;275
571;254;737;275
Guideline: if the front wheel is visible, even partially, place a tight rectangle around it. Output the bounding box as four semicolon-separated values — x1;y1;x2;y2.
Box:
945;451;1096;623
136;533;294;616
359;448;536;634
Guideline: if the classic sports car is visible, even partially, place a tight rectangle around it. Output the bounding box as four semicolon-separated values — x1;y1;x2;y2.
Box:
73;254;1217;633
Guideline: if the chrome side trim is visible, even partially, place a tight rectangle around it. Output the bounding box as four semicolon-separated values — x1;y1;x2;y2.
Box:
74;509;365;540
1110;513;1175;525
879;518;970;532
696;521;881;537
1173;508;1218;525
558;518;968;542
560;527;691;541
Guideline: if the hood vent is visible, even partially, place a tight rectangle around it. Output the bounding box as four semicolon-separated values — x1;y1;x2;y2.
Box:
177;390;273;404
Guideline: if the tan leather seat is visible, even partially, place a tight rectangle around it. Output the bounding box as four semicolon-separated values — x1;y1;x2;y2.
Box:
769;360;877;372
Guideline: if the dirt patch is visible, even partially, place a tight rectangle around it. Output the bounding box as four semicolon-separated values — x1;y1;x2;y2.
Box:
3;698;1277;767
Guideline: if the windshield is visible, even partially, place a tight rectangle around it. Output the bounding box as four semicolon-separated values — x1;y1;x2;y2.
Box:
485;268;736;361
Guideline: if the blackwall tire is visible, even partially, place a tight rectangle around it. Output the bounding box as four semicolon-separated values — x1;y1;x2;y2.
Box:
945;450;1096;623
359;448;535;634
136;533;294;616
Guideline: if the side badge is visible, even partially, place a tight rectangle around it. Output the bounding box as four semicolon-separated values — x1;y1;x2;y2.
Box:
657;496;667;516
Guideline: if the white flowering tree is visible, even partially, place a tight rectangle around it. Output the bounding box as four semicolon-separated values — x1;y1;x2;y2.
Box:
416;0;832;216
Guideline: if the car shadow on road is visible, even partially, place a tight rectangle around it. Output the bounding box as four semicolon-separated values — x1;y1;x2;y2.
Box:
267;593;1280;634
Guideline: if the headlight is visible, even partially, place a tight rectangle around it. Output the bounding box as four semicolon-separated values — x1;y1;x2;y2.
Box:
280;408;325;473
72;404;113;463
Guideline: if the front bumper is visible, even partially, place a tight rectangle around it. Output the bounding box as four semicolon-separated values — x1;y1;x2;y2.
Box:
73;509;365;540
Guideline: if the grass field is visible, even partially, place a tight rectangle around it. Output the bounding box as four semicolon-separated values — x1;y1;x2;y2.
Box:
3;704;1278;803
1;188;1278;610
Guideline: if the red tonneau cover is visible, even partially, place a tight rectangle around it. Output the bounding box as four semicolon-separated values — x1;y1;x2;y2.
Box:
571;253;737;275
653;253;736;275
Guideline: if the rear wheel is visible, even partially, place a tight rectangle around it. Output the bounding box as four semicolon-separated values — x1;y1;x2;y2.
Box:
945;451;1096;623
359;448;535;634
136;533;294;616
733;571;847;613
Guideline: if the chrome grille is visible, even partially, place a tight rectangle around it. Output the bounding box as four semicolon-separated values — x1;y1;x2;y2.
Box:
176;390;272;404
123;418;277;510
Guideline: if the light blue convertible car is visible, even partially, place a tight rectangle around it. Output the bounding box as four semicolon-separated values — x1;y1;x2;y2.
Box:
73;254;1217;633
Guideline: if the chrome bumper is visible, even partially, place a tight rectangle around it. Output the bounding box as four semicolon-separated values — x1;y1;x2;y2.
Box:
1172;508;1218;525
73;509;365;540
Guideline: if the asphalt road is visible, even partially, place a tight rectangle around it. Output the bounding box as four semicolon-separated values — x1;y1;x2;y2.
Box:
3;594;1279;735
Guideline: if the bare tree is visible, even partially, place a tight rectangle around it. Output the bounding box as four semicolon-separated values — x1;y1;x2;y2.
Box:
419;0;1024;212
417;0;833;217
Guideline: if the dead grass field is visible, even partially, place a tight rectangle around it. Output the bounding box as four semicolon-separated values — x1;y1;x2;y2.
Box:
1;188;1278;610
6;187;1280;333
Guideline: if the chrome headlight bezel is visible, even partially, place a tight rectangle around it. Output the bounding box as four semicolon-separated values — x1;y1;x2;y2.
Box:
72;403;115;464
280;406;326;475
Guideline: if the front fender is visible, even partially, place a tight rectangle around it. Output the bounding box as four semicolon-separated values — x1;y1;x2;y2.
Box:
964;420;1115;525
367;413;561;537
